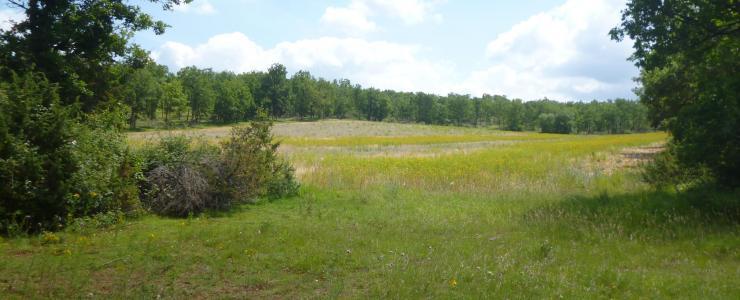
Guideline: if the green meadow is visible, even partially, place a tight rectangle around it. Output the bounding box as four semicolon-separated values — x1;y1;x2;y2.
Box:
1;120;738;298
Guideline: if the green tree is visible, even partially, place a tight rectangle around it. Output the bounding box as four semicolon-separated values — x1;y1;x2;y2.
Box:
259;64;290;117
178;66;215;124
160;79;187;125
447;94;472;126
0;0;188;111
290;70;320;119
212;72;253;123
611;0;740;186
122;63;162;129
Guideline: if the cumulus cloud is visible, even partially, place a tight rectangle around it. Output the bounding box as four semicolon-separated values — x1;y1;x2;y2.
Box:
154;0;637;101
320;0;442;35
173;0;217;15
153;32;455;94
462;0;636;100
0;9;24;31
321;4;377;35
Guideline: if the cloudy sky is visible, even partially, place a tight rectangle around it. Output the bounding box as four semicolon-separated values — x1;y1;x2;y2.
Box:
1;0;638;101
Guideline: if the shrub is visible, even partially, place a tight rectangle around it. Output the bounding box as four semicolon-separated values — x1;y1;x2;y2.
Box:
67;109;143;217
0;72;139;234
140;116;299;217
641;144;712;192
217;117;299;201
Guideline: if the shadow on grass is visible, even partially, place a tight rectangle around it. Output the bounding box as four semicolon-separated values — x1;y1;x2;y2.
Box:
524;186;740;242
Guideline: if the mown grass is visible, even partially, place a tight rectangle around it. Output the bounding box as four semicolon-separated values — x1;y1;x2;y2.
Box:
2;121;738;299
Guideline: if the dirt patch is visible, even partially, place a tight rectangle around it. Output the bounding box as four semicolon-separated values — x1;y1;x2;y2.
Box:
593;143;665;175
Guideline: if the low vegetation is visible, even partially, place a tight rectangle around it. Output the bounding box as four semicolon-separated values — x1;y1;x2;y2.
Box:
138;118;298;217
2;120;738;298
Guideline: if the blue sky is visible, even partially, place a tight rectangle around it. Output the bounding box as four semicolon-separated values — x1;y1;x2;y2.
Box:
1;0;638;101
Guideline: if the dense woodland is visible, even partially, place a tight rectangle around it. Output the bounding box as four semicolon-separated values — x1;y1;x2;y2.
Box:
125;63;651;134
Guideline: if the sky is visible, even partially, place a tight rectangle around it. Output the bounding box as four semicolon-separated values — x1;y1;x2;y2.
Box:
0;0;639;101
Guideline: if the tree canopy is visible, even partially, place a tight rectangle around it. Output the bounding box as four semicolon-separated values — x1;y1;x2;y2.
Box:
611;0;740;187
0;0;189;110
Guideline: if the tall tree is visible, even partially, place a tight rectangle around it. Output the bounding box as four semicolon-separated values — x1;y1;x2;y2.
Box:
611;0;740;186
178;66;215;124
0;0;189;111
290;70;319;119
159;78;187;125
122;64;160;129
259;64;290;117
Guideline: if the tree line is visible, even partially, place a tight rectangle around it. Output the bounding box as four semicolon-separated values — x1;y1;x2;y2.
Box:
125;62;651;134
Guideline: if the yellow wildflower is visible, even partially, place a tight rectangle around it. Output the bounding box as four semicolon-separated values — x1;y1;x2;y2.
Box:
449;278;457;288
41;231;61;244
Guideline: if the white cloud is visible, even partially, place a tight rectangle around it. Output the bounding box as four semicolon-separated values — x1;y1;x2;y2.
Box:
320;0;442;35
173;0;217;15
463;0;636;100
320;4;377;35
154;0;637;101
0;9;24;31
153;32;455;94
152;33;274;72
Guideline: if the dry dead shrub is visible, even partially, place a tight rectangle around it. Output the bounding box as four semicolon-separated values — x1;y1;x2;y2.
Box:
146;164;211;217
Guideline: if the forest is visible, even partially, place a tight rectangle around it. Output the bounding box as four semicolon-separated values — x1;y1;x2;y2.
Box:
125;63;651;134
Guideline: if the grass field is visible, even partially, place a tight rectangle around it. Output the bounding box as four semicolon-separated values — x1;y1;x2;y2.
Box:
2;120;738;298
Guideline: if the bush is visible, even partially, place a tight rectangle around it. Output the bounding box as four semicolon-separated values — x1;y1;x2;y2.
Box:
641;144;712;192
0;72;140;234
213;119;299;203
140;117;299;217
67;109;143;217
146;164;212;217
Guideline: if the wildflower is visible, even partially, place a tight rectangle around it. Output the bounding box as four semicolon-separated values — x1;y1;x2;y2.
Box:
89;191;98;198
41;231;61;244
148;233;156;239
449;278;457;288
63;249;72;256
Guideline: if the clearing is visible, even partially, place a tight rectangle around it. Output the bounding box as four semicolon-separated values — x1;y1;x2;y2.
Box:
2;120;738;299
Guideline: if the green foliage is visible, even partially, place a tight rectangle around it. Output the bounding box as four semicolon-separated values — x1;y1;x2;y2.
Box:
212;72;254;123
0;73;75;232
0;73;139;233
122;62;165;129
132;64;651;134
159;79;188;125
290;70;320;119
179;66;216;123
258;64;290;117
611;0;740;187
68;109;142;216
139;117;298;217
2;123;737;298
0;0;189;111
215;116;299;203
641;146;712;192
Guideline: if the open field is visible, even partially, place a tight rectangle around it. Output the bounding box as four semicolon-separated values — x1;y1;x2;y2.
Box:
2;121;738;298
